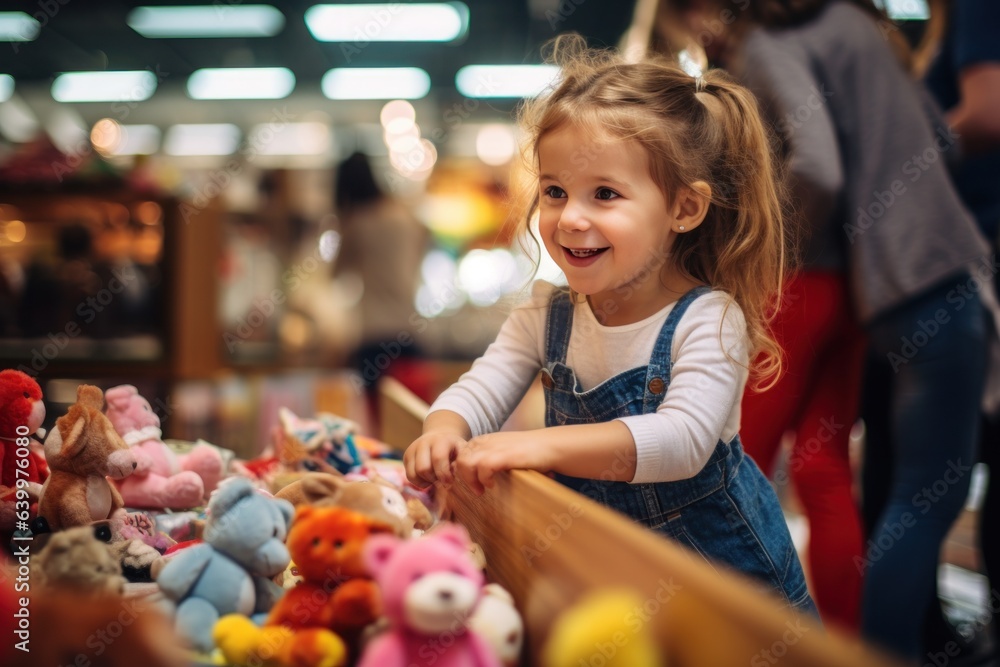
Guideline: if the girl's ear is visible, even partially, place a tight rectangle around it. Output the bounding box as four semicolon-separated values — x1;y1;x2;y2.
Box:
671;181;712;234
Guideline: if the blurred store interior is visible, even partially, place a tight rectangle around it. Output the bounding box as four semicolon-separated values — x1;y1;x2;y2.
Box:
5;0;997;647
7;0;987;609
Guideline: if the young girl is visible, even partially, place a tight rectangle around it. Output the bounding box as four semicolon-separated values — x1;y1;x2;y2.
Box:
404;38;816;614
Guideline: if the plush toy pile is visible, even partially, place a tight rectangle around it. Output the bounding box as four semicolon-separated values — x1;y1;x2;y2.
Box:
0;371;523;667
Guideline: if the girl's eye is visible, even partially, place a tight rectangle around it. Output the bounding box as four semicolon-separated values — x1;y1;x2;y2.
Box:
595;188;619;201
543;185;566;199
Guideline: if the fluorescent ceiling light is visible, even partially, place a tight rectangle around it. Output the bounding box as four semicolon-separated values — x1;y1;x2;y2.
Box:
322;68;430;100
52;71;158;103
456;65;560;99
250;122;330;155
0;96;40;142
114;125;162;156
0;12;39;41
874;0;929;20
164;123;241;156
187;67;295;100
305;3;468;42
0;75;13;103
127;5;284;38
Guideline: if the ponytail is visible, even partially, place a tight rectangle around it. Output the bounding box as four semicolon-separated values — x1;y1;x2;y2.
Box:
677;71;789;388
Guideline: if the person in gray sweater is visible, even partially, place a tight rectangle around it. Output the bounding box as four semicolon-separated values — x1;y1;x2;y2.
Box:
664;0;993;661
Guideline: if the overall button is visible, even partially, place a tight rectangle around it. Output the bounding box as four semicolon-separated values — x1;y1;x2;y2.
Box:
648;377;665;394
541;372;554;389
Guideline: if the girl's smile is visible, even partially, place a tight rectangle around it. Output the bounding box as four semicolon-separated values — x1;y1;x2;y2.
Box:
562;246;609;266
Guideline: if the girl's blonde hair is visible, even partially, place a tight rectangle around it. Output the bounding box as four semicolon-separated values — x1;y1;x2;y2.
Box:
514;35;789;388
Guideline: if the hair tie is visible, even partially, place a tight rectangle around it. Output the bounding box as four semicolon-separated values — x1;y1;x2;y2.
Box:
695;76;707;93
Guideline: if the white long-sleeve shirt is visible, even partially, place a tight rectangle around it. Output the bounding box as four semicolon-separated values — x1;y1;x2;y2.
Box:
429;281;749;483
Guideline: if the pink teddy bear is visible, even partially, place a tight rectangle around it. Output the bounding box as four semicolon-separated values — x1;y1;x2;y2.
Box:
359;522;501;667
105;384;222;510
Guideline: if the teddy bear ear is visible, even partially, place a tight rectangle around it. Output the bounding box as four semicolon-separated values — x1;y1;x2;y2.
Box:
104;385;138;411
300;472;344;503
363;533;400;577
209;478;255;517
77;385;106;411
431;522;471;551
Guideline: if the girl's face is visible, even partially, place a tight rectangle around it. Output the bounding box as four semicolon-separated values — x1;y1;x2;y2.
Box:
537;123;679;324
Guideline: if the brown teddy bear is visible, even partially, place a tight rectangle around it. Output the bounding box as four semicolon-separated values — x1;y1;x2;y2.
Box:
38;384;138;531
275;472;433;537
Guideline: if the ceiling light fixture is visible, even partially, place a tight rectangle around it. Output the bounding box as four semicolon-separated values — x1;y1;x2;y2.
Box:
455;65;560;99
164;123;241;156
873;0;928;20
51;70;158;103
0;12;39;42
187;67;296;100
250;122;331;155
305;3;468;42
322;67;430;100
127;5;285;38
113;125;162;156
0;74;13;103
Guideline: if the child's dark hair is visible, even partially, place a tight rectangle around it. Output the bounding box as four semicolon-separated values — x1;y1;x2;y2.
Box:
514;35;789;387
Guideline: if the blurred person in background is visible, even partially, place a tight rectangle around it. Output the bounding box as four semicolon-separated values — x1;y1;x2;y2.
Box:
333;152;428;407
664;0;995;660
921;0;1000;658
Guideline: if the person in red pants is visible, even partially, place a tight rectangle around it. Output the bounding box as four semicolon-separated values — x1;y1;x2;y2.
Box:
740;271;866;632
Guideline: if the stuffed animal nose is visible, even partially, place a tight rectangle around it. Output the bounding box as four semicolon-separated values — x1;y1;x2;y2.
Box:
132;462;137;469
439;590;453;602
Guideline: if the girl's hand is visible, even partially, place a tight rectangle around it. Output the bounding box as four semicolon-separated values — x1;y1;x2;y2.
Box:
404;430;468;488
454;432;554;496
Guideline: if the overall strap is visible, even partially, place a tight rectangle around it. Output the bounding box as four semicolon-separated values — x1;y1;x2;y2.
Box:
644;286;713;395
544;289;575;365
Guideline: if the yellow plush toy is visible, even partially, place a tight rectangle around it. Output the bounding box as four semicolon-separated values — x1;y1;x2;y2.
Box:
542;589;664;667
213;615;345;667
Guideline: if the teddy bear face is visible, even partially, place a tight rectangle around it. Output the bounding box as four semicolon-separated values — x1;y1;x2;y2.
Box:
204;479;294;578
287;505;394;584
0;369;45;438
104;384;160;435
365;523;485;635
34;525;126;597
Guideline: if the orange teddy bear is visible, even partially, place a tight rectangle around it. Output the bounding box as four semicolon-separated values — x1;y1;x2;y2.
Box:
215;505;394;667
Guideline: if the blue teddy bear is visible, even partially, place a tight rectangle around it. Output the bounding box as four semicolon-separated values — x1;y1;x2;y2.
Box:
156;477;294;652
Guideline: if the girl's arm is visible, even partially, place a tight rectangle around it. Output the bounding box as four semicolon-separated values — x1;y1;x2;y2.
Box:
404;284;551;487
454;421;636;495
454;296;747;493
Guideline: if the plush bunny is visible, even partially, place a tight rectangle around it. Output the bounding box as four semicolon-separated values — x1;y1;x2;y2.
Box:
104;384;222;509
38;385;137;531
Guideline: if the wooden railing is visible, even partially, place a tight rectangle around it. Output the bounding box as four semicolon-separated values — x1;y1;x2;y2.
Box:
378;376;900;667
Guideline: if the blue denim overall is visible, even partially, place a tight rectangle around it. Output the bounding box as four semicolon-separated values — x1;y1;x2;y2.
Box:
544;287;817;612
